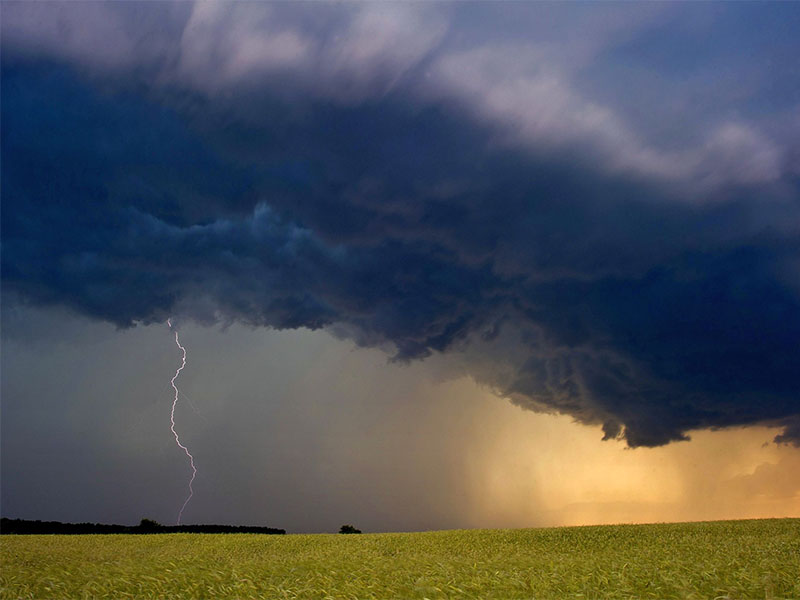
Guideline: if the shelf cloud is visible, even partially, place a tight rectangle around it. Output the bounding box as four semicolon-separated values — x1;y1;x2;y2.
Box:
2;2;799;447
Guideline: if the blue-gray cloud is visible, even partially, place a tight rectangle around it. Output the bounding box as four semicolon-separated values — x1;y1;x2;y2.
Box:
2;2;799;447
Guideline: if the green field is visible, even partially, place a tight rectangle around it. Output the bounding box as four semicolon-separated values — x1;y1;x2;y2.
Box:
1;519;798;599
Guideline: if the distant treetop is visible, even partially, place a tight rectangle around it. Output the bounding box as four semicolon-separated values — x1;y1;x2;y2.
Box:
339;524;361;534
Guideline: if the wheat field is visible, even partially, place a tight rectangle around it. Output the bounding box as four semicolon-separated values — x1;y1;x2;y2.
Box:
2;519;798;599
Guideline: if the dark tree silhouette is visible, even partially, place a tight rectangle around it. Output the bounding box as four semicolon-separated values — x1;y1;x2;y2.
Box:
339;524;361;534
138;518;163;532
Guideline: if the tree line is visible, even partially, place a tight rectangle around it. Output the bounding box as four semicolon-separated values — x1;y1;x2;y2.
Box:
0;517;285;535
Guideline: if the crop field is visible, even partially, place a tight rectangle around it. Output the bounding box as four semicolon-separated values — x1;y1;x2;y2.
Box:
1;518;798;599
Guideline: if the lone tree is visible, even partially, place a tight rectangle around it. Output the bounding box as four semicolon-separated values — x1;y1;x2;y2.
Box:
339;524;361;534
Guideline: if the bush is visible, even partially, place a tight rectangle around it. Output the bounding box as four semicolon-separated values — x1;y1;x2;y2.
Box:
138;518;163;532
339;524;361;534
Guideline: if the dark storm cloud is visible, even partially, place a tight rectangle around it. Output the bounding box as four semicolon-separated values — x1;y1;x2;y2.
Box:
2;2;799;447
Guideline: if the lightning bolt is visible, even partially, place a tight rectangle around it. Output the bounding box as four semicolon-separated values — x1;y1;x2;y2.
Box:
167;318;197;525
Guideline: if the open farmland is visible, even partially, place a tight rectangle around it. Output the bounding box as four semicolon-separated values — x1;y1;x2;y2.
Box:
2;519;798;599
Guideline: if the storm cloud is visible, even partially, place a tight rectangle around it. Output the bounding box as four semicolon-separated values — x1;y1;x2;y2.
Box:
2;2;799;447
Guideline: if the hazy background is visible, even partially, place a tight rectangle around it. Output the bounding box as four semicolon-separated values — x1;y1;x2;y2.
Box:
2;2;799;531
3;304;797;533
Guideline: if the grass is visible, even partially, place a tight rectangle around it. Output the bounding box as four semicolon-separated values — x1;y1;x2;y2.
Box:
1;518;798;599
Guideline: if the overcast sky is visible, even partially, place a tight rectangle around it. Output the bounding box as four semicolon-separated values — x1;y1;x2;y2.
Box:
2;2;799;531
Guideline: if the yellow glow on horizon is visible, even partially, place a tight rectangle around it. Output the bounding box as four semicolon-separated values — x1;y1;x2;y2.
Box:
428;378;800;529
277;331;800;531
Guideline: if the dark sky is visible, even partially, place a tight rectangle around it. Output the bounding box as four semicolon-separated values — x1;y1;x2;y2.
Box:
2;2;799;530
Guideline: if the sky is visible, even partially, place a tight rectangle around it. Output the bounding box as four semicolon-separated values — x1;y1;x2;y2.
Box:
1;2;799;532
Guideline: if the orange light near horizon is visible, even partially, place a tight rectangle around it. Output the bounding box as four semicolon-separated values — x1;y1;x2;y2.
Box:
443;381;800;529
